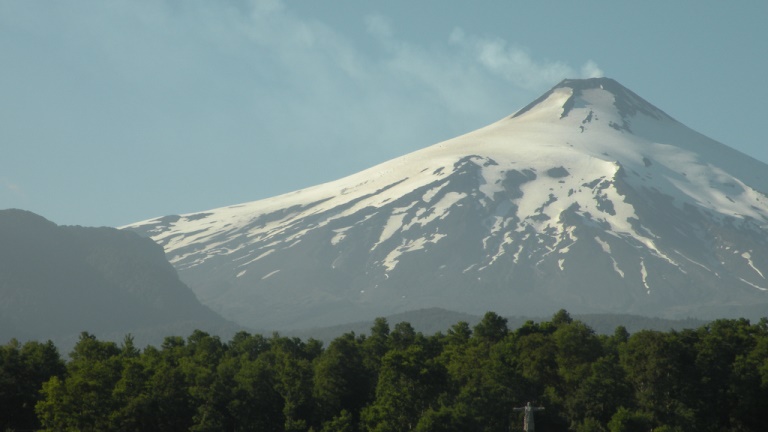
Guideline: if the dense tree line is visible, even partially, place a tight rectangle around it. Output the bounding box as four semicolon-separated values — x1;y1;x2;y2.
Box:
2;310;768;431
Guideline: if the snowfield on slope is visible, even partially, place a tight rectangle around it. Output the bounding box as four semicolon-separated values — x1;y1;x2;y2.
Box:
128;80;768;268
123;78;768;329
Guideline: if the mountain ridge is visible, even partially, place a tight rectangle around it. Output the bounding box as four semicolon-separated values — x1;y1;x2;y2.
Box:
513;77;672;125
0;209;239;352
124;78;768;331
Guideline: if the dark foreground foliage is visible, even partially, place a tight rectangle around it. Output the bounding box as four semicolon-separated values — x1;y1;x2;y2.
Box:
3;310;768;431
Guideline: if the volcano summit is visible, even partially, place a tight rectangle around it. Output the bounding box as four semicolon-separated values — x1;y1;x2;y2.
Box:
125;78;768;331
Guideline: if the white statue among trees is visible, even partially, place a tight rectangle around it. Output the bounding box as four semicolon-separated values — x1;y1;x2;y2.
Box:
513;401;545;431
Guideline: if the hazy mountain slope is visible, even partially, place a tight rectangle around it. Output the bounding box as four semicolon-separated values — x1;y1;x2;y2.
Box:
125;78;768;330
0;209;238;351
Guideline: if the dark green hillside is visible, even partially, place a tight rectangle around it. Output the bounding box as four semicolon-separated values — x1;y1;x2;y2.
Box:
0;209;238;351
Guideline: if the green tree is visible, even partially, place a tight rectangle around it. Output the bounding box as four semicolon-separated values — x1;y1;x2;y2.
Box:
0;339;65;431
513;330;559;398
553;320;602;378
464;338;529;431
314;332;369;429
473;311;508;344
362;317;391;391
110;338;196;432
729;326;768;431
607;407;651;432
320;409;354;432
619;330;693;430
552;320;604;426
551;308;574;326
568;355;633;427
361;344;445;431
390;322;417;351
264;335;315;432
37;332;123;431
576;416;607;432
179;330;231;431
231;355;284;432
692;319;756;431
413;404;473;432
227;331;271;360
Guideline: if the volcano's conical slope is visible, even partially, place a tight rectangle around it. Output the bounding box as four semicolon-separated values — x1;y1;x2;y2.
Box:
125;78;768;330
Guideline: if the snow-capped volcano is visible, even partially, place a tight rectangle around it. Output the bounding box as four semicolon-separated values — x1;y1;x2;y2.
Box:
125;78;768;330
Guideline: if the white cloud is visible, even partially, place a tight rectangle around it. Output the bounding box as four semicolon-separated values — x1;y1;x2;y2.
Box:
449;27;604;89
0;0;611;225
581;60;604;78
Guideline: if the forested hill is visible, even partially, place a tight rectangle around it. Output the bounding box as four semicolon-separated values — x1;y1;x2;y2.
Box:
0;209;238;351
3;310;767;432
288;307;707;342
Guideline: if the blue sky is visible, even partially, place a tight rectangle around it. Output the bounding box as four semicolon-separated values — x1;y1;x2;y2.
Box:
2;0;766;227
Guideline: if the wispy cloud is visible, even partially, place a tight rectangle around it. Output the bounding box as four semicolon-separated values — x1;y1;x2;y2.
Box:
449;28;603;89
0;0;609;225
361;14;604;119
580;60;604;79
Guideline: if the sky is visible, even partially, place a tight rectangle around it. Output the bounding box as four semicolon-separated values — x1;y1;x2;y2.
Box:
2;0;766;228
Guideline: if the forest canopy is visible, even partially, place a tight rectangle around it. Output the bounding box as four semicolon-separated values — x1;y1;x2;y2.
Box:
2;310;768;432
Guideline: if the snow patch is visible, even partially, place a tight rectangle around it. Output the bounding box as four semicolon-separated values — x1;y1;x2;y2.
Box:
238;249;275;268
741;251;765;279
262;269;280;280
640;259;650;294
381;233;447;272
676;252;712;273
376;211;407;246
739;278;768;291
594;236;624;278
331;227;352;245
